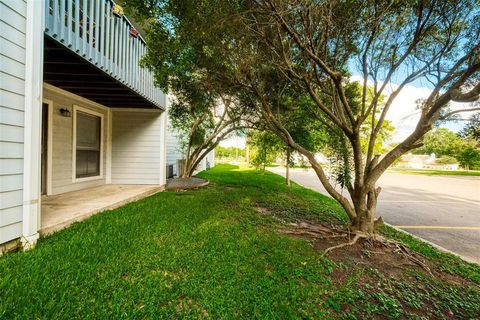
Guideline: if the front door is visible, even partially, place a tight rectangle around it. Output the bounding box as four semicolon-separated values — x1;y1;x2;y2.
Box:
41;103;48;195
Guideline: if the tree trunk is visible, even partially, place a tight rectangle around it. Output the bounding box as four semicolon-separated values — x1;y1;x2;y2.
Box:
285;148;290;186
181;163;193;178
181;157;197;178
350;210;375;234
349;185;381;234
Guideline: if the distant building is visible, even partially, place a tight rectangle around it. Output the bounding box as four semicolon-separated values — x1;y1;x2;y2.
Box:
398;153;459;170
443;163;459;170
401;153;437;169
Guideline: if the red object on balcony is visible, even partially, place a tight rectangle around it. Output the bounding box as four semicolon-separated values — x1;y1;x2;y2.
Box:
130;28;139;38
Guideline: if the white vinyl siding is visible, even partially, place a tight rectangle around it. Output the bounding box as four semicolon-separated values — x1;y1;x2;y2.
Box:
0;0;26;244
206;149;215;169
0;220;22;244
166;125;184;176
193;152;215;174
111;111;163;184
0;90;25;112
43;87;108;195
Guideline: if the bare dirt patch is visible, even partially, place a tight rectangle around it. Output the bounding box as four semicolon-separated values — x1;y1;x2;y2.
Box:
278;220;478;286
254;206;271;216
221;184;238;191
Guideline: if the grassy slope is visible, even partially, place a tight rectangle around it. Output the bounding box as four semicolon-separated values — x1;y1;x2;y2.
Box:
389;168;480;176
0;164;478;319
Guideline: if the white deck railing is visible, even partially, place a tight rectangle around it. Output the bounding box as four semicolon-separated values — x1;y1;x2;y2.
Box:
44;0;164;108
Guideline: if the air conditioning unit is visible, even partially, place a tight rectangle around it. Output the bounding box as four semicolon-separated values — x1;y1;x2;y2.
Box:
166;164;174;179
177;159;186;177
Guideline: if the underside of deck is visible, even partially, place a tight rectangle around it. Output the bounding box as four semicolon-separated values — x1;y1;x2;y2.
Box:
43;37;161;109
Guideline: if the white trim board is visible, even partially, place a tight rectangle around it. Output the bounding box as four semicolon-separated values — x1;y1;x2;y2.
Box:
21;0;45;249
72;105;105;183
159;111;167;185
111;108;163;113
106;108;112;184
43;83;110;112
43;84;164;113
42;98;53;196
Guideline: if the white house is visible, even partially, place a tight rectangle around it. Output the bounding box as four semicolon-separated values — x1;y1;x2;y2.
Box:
401;153;436;169
0;0;213;253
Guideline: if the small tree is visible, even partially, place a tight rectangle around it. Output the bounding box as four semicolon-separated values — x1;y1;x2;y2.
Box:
170;90;255;178
457;145;480;170
435;156;458;165
247;130;283;173
215;146;246;161
123;0;260;178
413;128;463;157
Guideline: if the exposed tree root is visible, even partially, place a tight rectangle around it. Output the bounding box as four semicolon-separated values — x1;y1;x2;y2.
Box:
324;234;362;253
319;234;349;239
279;219;433;275
278;220;348;240
391;242;433;275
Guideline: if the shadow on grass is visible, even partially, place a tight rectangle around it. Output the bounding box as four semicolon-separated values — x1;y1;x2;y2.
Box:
0;164;478;319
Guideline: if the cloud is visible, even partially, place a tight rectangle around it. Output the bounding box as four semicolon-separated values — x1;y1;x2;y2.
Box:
385;85;429;141
349;75;474;141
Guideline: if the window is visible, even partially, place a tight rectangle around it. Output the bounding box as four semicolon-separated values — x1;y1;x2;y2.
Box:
75;110;102;179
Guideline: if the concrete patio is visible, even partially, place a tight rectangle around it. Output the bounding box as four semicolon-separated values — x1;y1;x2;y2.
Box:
40;185;164;235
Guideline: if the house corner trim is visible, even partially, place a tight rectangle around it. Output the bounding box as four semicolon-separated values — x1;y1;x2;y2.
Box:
22;0;46;246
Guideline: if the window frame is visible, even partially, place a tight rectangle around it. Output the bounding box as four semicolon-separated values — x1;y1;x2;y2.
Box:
72;105;104;183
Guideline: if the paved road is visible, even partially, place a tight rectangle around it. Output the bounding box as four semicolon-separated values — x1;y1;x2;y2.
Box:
269;167;480;264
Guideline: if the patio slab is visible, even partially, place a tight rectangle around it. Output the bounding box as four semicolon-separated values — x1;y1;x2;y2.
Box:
40;184;163;235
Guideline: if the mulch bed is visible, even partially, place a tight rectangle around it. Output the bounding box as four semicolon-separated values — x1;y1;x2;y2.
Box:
166;177;210;190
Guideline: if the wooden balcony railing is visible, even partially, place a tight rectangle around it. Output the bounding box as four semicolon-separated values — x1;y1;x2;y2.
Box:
44;0;164;108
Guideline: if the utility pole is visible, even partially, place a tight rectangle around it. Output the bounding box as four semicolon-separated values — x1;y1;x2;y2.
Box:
235;136;239;161
286;148;291;186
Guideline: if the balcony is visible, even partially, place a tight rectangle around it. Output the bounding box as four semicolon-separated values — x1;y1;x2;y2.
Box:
44;0;164;109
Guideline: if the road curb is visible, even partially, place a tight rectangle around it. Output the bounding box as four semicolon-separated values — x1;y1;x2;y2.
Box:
385;223;478;265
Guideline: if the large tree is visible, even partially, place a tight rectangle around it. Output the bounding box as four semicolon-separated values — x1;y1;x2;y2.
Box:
247;130;284;172
237;0;479;234
123;0;259;178
127;0;480;235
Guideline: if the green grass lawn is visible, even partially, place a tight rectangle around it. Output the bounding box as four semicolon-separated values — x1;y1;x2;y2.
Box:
1;164;479;319
389;168;480;176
